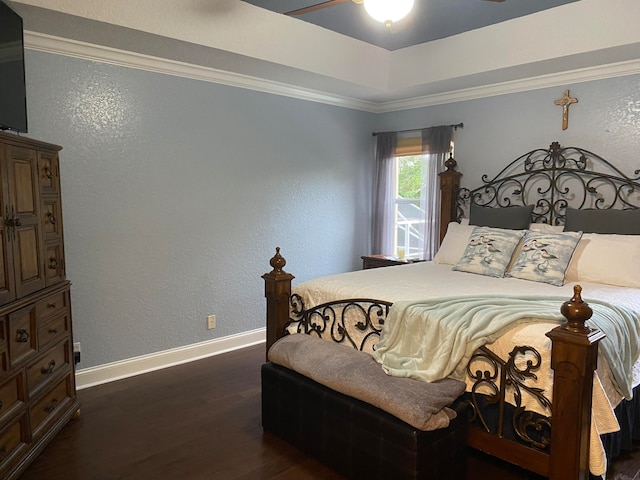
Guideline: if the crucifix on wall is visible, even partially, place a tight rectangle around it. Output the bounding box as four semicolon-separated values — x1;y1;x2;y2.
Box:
554;90;578;130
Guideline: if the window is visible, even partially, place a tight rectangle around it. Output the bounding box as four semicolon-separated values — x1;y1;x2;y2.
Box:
372;127;455;261
395;154;427;259
393;136;453;260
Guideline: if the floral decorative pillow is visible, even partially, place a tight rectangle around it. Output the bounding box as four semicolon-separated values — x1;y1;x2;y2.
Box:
506;230;583;286
452;227;525;278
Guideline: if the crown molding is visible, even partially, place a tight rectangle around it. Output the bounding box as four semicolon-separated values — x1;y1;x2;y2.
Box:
377;59;640;113
24;31;379;113
25;31;640;114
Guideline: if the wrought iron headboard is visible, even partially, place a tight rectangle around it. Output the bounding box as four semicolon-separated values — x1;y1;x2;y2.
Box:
457;142;640;225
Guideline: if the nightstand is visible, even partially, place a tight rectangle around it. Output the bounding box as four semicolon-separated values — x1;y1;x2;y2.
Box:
361;254;423;270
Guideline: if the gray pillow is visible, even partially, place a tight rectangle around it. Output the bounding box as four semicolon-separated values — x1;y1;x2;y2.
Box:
564;208;640;235
469;204;533;230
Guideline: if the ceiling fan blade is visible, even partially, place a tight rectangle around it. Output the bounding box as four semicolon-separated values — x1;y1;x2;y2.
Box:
285;0;352;17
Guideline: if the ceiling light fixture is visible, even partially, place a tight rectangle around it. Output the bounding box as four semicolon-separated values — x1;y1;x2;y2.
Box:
363;0;414;28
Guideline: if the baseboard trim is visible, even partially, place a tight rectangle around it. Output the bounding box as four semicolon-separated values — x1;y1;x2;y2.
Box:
75;328;266;390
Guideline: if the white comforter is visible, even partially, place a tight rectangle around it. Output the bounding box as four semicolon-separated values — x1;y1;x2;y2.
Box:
292;261;640;477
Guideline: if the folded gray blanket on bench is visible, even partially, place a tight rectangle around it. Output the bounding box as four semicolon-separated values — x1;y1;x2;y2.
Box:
268;334;465;431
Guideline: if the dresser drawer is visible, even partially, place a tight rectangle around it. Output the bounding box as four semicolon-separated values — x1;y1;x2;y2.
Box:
44;243;66;287
37;152;60;196
0;414;28;478
42;197;63;239
29;374;73;440
35;290;68;322
37;312;69;351
0;372;24;423
26;339;70;396
7;305;37;368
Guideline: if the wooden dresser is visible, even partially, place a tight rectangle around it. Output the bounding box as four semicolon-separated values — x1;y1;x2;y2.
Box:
0;132;78;480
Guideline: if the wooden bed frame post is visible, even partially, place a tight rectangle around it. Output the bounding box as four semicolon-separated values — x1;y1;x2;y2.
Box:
262;247;294;360
438;153;462;244
546;286;605;480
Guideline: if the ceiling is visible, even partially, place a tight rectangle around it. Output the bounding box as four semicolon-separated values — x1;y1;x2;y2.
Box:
8;0;640;110
242;0;579;51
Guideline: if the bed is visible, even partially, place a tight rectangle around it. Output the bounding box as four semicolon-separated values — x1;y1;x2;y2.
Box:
261;142;640;480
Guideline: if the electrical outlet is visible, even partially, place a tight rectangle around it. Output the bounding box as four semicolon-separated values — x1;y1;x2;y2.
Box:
207;315;216;330
73;342;81;364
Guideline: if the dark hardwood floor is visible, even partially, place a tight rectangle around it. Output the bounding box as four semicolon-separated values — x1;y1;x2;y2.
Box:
19;344;640;480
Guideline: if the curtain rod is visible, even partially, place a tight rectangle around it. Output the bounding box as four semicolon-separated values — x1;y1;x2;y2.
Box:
371;122;463;137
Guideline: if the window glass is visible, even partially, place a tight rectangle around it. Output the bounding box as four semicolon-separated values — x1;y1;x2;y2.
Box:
395;155;426;259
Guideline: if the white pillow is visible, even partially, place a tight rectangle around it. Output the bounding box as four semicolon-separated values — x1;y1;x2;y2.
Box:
434;222;475;265
565;233;640;288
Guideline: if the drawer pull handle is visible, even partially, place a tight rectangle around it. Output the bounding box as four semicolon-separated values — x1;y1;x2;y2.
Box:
41;360;56;374
48;328;58;334
46;212;57;225
44;167;53;180
47;302;57;309
44;398;59;413
48;258;58;270
16;329;29;343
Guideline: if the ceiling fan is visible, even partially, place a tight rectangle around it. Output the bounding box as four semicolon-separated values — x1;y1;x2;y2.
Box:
285;0;505;18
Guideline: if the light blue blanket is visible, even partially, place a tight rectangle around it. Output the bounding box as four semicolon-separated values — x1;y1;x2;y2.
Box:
372;295;640;399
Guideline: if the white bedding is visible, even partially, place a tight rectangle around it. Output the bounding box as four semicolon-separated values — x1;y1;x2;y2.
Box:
291;261;640;477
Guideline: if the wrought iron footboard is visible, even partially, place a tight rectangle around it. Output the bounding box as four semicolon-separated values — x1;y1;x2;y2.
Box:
285;294;552;450
466;345;551;450
286;293;392;352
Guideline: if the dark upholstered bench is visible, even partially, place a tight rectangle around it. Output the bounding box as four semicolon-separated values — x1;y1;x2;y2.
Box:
262;362;469;480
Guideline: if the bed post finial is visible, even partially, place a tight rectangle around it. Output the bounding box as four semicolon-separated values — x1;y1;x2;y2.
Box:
263;248;294;360
546;286;605;480
444;152;458;172
269;247;288;275
560;285;593;333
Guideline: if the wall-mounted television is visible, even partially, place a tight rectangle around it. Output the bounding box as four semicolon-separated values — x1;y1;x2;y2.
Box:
0;0;27;133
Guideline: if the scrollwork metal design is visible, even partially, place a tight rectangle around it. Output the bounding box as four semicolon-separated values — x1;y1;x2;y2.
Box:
285;294;391;351
456;142;640;225
467;344;552;451
288;295;555;451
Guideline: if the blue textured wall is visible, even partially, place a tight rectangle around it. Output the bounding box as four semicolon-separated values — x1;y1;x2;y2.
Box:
25;50;375;368
377;75;640;187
